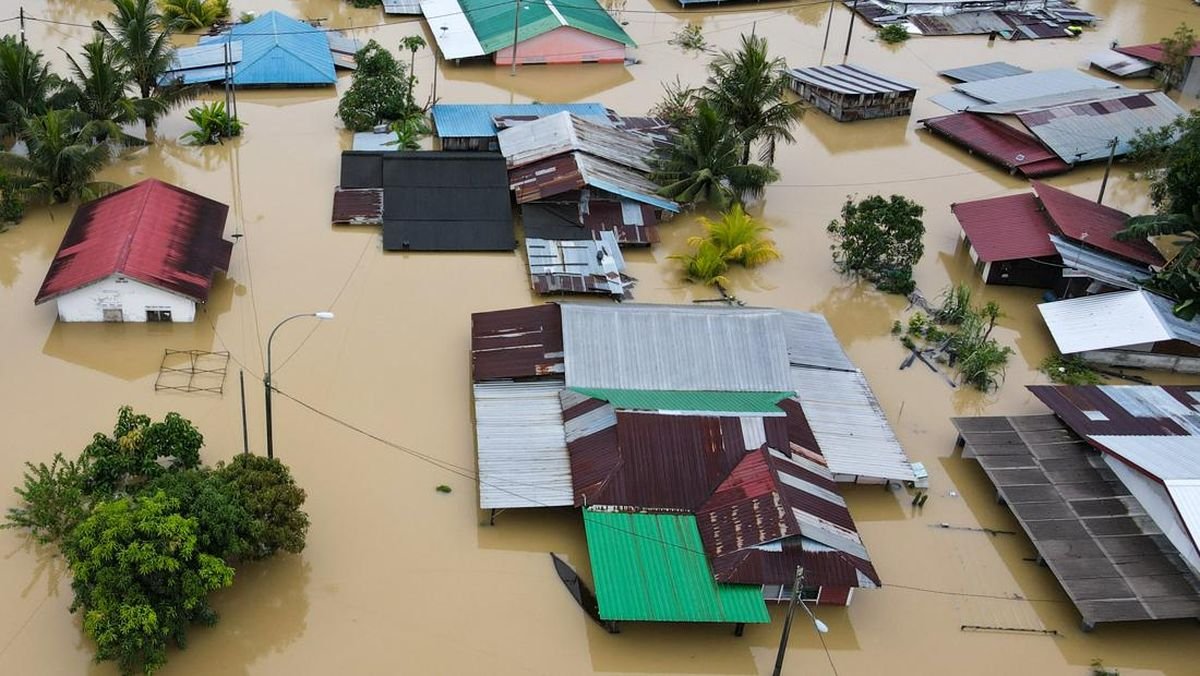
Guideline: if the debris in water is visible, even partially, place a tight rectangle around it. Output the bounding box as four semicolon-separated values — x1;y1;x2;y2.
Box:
436;484;452;493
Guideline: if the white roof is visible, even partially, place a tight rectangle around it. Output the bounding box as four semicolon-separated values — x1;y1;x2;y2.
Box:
1089;49;1156;78
1038;290;1200;354
1091;435;1200;480
473;381;573;508
422;0;485;59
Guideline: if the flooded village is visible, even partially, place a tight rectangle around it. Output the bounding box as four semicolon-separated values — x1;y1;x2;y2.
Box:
3;0;1200;673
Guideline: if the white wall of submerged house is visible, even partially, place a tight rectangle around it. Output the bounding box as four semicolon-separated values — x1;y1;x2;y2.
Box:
493;27;625;66
54;274;197;323
1104;456;1200;577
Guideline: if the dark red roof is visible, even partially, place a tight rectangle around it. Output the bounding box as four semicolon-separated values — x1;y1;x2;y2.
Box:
1032;182;1165;266
923;113;1071;177
509;154;584;204
951;193;1057;262
1114;42;1200;65
1029;385;1200;437
470;304;564;380
35;179;231;304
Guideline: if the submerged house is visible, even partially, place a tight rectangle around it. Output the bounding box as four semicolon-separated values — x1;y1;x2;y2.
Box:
953;385;1200;629
35;180;232;323
786;64;917;122
951;181;1163;290
1092;42;1200;97
469;303;918;623
843;0;1098;39
422;0;635;66
431;103;611;151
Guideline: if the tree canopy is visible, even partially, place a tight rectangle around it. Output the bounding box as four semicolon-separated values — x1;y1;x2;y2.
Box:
337;40;421;133
828;194;926;294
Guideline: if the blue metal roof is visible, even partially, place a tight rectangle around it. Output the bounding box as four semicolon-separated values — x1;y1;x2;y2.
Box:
431;103;609;138
205;11;336;86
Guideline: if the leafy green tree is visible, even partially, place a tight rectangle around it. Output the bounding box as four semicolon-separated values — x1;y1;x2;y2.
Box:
399;35;426;96
98;0;193;128
3;453;94;545
652;101;779;209
337;40;416;132
160;0;230;31
61;37;171;141
64;491;234;675
827;194;925;294
0;110;122;204
0;173;24;223
671;239;731;289
691;203;780;268
701;33;803;165
649;76;697;129
82;406;204;495
385;115;429;150
877;24;910;44
217;454;309;559
181;100;244;145
140;469;253;559
1159;23;1197;93
0;36;67;139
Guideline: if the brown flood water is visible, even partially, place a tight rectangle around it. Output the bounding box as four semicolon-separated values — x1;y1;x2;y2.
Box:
3;0;1200;673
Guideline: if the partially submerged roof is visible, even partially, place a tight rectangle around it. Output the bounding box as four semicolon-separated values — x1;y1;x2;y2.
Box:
36;179;232;304
1052;235;1153;291
1028;385;1200;437
778;310;855;372
382;0;422;14
786;63;917;95
197;11;338;86
921;112;1071;177
559;303;793;392
1031;182;1162;266
498;112;656;172
1038;290;1200;354
525;230;633;297
1089;49;1156;78
951;193;1057;262
508;152;679;213
158;41;243;86
521;201;659;246
1115;42;1200;65
431;103;610;139
471;304;564;380
582;509;770;623
1018;91;1186;163
953;414;1200;626
331;188;382;225
938;61;1030;83
473;381;573;508
425;0;634;59
951;69;1119;106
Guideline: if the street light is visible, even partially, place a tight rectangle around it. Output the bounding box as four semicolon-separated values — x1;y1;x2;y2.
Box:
265;312;334;459
772;566;831;676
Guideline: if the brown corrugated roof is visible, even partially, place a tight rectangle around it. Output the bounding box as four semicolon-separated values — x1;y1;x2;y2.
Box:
471;304;564;380
922;112;1071;177
1032;182;1164;267
1029;385;1200;437
951;193;1058;262
331;188;382;224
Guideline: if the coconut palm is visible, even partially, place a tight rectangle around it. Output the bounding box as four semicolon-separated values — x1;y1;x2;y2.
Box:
651;101;779;210
1118;208;1200;318
61;38;168;140
97;0;194;129
671;239;730;289
0;36;67;139
160;0;230;31
690;204;780;268
0;110;122;204
702;33;803;165
399;35;426;100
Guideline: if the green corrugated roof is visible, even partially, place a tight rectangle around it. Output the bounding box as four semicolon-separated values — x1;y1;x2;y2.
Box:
460;0;635;54
582;510;770;623
570;388;793;413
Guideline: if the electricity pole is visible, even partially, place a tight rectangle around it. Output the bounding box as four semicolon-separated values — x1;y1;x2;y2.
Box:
510;0;521;76
239;370;249;455
19;7;26;46
822;0;835;52
1096;136;1118;205
772;566;805;676
844;0;859;57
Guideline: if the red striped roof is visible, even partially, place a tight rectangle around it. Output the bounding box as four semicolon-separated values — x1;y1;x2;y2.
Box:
952;193;1057;262
1114;42;1200;65
923;113;1071;177
1032;182;1165;266
35;179;231;304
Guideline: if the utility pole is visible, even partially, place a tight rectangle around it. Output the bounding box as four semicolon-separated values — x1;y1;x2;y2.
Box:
1096;136;1118;205
772;566;805;676
509;0;521;77
239;370;249;455
223;41;232;136
19;7;25;47
844;0;859;57
822;0;836;52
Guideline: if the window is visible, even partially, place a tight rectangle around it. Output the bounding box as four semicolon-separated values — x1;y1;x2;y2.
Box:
146;309;173;322
102;308;124;322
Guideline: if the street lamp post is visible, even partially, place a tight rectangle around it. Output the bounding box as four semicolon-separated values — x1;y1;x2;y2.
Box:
265;312;334;459
772;566;830;676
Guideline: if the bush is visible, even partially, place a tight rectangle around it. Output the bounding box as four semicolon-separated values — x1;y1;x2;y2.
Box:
896;287;1013;391
1040;355;1103;385
878;24;910;44
82;406;204;495
0;174;25;224
217;455;309;559
337;40;416;132
2;453;93;545
828;194;925;295
181;101;244;145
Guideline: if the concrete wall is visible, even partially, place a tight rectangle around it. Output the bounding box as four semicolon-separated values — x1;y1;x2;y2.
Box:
493;27;625;66
1081;348;1200;374
54;274;197;323
1105;456;1200;577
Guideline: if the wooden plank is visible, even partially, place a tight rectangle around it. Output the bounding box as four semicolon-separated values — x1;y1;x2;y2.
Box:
1076;599;1152;623
1019;429;1079;444
1028;441;1094;459
1115;557;1190;577
1044;468;1106;484
951;416;1016;432
1070;498;1135;517
1008;500;1073;520
1057;481;1129;500
1037;538;1105;560
969;442;1035;456
1082;516;1152;537
1098;536;1164;558
999;484;1061;503
1039;456;1099;472
1143;598;1200;619
1009;414;1070;431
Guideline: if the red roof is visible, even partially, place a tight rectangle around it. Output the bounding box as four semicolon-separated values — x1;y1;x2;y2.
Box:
951;193;1057;262
923;113;1071;177
470;304;564;380
1032;182;1165;266
1114;42;1200;65
35;179;231;304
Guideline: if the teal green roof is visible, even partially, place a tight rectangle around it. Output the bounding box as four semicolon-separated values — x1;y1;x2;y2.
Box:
460;0;636;54
570;388;793;414
582;510;770;623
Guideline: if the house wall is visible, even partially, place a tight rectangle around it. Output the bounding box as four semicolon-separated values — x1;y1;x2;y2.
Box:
54;274;197;323
1080;348;1200;374
983;256;1062;288
1104;456;1200;577
493;27;625;66
440;136;500;152
1181;56;1200;98
787;80;914;122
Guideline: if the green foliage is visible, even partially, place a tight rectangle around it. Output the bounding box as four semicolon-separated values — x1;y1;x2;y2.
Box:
1040;355;1104;385
649;77;698;129
436;484;452;493
181;100;243;145
385;114;430;150
64;491;234;676
897;287;1012;391
82;406;204;495
890;320;902;335
349;0;382;7
217;455;309;559
1127;109;1200;219
691;203;780;268
671;239;731;288
1158;23;1196;92
0;36;67;138
140;469;253;559
337;40;417;132
877;24;910;43
0;109;122;204
3;453;93;545
0;173;24;224
160;0;230;30
906;312;927;335
670;24;708;53
101;0;178;107
827;194;926;295
934;283;973;325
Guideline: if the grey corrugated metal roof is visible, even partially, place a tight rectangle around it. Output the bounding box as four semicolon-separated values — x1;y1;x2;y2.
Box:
1091;436;1200;481
1020;91;1186;163
778;310;855;372
938;61;1030;83
383;0;422;13
559;303;793;392
159;42;243;85
1050;235;1152;290
1089;49;1156;78
1038;290;1200;353
498;112;655;172
953;69;1118;105
929;90;988;112
786;64;917;96
351;132;395;151
473;380;573;508
525;230;632;297
790;367;916;482
966;87;1137;114
432;103;611;139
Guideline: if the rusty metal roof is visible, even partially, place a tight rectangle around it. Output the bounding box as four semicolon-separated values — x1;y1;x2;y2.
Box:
1115;42;1200;64
498;112;657;172
471;304;564;380
525;230;632;297
521;201;659;246
1029;385;1200;437
922;112;1071;177
1032;182;1164;266
331;188;382;225
508;152;679;212
951;193;1058;262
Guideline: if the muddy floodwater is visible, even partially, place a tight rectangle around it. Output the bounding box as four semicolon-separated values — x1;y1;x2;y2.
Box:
2;0;1200;673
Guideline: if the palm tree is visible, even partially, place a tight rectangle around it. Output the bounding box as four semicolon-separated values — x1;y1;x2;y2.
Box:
61;38;167;140
399;36;426;102
671;239;731;289
690;204;780;268
160;0;229;31
0;36;67;140
1118;208;1200;317
702;33;803;165
651;101;779;210
0;110;121;204
97;0;193;129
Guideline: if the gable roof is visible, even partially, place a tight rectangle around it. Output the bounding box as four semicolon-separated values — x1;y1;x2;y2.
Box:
1038;290;1200;354
921;112;1071;177
950;68;1119;106
35;179;232;304
1032;182;1163;266
460;0;634;54
952;193;1058;262
786;63;917;95
508;151;679;212
498;112;655;171
202;11;336;85
1017;91;1185;163
1115;42;1200;65
431;103;610;139
1029;385;1200;437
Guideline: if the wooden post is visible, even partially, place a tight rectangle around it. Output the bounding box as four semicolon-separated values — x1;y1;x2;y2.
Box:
239;370;249;455
1097;137;1118;205
844;0;859;57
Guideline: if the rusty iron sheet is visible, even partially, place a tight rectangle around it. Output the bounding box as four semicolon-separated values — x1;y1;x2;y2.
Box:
331;188;383;224
471;304;565;381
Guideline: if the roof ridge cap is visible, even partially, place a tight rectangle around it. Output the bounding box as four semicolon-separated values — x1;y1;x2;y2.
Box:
115;180;156;275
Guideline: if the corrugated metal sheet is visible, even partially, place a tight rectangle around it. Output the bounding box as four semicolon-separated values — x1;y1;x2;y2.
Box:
382;0;422;14
331;188;383;224
951;193;1057;262
560;303;792;392
1029;385;1200;437
582;509;770;623
498;112;655;171
790;367;917;482
939;61;1030;83
1091;436;1200;481
953;69;1118;105
456;0;634;54
1090;49;1156;78
509;152;680;213
521;201;659;246
1019;91;1187;163
431;103;610;139
786;64;917;95
204;11;337;86
350;132;395;151
471;304;565;380
569;388;792;414
1038;290;1199;354
921;112;1071;177
966;87;1137;115
1033;182;1163;266
473;381;573;508
929;90;991;113
909;11;1012;36
525;230;632;297
421;0;486;59
1115;42;1200;65
1051;235;1152;290
325;34;362;60
159;42;242;85
778;310;855;372
35;179;232;304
